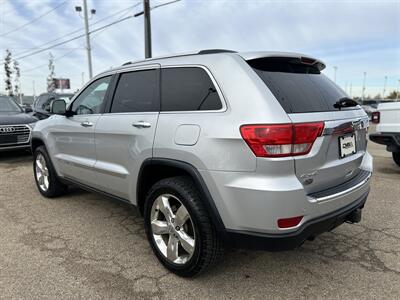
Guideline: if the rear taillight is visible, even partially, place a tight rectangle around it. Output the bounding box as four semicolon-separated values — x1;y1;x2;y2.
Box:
240;122;324;157
371;111;380;124
277;216;303;228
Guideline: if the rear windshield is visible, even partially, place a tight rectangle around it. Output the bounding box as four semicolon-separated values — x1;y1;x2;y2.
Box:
248;57;351;113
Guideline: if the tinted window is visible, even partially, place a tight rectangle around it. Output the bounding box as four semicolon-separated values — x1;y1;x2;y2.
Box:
248;57;349;113
111;69;159;113
58;94;73;104
34;95;50;113
161;67;222;111
34;94;71;113
33;96;43;110
72;76;111;115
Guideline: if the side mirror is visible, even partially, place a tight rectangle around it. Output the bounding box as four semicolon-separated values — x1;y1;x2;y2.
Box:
24;106;33;113
50;99;66;115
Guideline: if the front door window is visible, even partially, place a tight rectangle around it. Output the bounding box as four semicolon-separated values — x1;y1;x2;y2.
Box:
71;76;111;115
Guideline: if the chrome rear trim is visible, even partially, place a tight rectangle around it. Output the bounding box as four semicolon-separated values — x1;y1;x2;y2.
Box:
312;171;371;203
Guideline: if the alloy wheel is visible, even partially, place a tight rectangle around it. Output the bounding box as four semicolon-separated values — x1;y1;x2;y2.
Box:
150;194;196;264
35;153;49;192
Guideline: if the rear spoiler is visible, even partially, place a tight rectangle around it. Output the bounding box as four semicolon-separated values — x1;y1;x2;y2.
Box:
238;52;326;71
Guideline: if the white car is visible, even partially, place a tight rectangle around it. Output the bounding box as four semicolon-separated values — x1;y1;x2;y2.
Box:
369;102;400;166
361;105;377;121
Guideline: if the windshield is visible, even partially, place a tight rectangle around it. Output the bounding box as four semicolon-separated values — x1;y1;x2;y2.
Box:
0;96;22;113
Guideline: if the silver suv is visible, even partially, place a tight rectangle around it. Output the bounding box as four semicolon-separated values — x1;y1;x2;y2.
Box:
31;50;372;277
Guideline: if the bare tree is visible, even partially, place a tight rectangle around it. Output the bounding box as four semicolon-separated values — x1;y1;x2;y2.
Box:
13;60;21;103
4;49;13;97
47;52;55;93
373;93;382;100
387;90;399;99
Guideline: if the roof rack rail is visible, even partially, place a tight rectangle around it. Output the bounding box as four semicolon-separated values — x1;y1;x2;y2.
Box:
121;52;197;66
121;50;237;66
198;49;237;54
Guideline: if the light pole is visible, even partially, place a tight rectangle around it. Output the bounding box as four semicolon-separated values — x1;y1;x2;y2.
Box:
134;0;181;59
333;66;337;83
144;0;152;59
134;0;152;58
349;83;352;98
75;0;96;79
362;72;367;102
383;76;387;99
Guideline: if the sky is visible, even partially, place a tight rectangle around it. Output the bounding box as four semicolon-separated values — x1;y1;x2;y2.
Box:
0;0;399;98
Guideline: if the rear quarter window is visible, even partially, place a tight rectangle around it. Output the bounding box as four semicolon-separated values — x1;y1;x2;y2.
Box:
248;57;350;113
161;67;222;111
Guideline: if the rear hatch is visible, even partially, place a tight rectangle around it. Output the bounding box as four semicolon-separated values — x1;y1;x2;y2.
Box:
246;56;369;194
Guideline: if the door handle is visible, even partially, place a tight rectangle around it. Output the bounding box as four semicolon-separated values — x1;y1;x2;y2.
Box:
132;121;151;129
81;121;93;127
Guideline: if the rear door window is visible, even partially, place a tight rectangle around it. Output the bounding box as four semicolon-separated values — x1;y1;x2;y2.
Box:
161;67;222;111
111;69;159;113
248;57;349;113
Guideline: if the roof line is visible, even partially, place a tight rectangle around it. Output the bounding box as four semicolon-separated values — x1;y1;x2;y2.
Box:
121;49;237;66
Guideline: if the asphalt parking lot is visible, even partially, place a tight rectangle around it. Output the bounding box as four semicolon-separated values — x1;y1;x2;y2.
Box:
1;137;399;299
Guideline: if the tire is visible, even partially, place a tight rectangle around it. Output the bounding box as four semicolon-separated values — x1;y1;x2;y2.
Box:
144;176;223;277
33;146;67;198
393;152;400;167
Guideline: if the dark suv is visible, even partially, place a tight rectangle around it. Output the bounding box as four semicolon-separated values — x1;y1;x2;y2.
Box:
32;93;74;120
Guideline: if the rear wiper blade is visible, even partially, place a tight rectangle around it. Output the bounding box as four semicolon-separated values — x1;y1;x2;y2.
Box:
333;97;359;110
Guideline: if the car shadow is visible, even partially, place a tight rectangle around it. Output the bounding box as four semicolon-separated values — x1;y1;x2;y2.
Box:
374;156;400;178
23;179;398;296
50;186;371;276
0;149;32;163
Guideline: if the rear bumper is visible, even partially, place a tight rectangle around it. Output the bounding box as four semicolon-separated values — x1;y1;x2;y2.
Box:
200;162;372;235
222;189;369;251
369;132;400;152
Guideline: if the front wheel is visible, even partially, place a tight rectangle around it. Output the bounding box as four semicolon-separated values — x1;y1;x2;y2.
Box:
393;152;400;167
144;176;222;277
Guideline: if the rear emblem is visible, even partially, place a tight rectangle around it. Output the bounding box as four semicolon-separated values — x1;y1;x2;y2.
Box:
300;171;317;185
300;171;317;179
351;120;363;131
